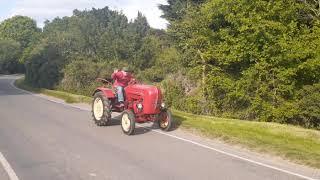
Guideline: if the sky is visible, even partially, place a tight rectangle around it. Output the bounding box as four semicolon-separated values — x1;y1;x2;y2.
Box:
0;0;168;29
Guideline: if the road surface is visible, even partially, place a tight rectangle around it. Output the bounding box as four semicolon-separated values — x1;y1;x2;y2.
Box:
0;75;319;180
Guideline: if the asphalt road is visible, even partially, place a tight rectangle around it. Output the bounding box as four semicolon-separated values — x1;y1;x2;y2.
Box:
0;75;319;180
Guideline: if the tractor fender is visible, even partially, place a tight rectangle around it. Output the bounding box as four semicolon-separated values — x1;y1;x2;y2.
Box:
93;87;116;99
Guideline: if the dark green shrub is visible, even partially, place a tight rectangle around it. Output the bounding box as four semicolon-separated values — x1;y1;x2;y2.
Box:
24;41;63;88
60;60;101;95
161;78;185;109
0;39;23;74
269;84;320;129
295;84;320;129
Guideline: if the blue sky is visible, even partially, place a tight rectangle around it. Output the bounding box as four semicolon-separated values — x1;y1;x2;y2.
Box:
0;0;168;29
0;1;15;18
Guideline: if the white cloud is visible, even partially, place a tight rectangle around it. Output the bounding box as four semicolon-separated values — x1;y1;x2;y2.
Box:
5;0;168;29
112;0;168;29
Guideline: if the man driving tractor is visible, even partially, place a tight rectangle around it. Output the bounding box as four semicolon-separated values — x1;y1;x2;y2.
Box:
111;67;133;106
93;66;173;135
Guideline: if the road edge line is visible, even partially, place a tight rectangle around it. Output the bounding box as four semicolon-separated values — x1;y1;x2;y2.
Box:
147;128;318;180
10;80;89;112
0;152;19;180
10;79;318;180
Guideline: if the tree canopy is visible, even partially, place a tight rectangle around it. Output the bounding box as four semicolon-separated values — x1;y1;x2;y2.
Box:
0;39;22;74
160;0;320;128
0;16;41;73
0;16;40;49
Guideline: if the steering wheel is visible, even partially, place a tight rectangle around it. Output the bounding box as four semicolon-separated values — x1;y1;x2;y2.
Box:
96;78;112;87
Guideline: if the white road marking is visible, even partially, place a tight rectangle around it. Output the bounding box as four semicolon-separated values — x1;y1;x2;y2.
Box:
0;152;20;180
89;173;97;177
148;128;318;180
10;80;89;111
10;79;319;180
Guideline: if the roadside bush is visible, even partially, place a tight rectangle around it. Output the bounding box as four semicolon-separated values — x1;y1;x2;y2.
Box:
161;73;204;114
59;60;128;96
295;84;320;129
25;41;64;88
138;67;165;82
59;60;101;96
161;78;185;109
269;84;320;129
0;39;23;74
138;47;182;82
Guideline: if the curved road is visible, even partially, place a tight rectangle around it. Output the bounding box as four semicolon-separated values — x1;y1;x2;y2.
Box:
0;75;319;180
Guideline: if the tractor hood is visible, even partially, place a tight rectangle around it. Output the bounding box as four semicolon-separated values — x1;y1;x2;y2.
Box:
125;84;163;114
125;84;160;96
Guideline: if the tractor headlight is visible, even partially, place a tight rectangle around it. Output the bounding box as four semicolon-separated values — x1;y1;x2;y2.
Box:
161;102;166;108
137;103;143;110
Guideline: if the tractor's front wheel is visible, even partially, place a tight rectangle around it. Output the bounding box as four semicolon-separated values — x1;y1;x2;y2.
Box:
121;110;135;135
92;92;111;126
158;109;173;132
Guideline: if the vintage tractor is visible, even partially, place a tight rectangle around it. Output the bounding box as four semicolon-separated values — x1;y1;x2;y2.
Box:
91;78;173;135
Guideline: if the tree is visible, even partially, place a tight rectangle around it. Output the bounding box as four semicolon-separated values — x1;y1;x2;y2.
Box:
160;0;320;127
134;35;160;70
0;16;40;49
159;0;205;23
24;40;64;88
0;39;22;74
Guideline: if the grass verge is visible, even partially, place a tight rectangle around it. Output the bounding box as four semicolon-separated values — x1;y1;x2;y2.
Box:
173;110;320;169
15;78;320;169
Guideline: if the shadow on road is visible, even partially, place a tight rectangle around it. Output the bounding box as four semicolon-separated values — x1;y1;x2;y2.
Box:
109;116;121;126
108;114;167;135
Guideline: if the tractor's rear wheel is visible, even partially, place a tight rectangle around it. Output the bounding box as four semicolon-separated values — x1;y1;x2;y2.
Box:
158;109;173;132
92;92;111;126
121;110;135;135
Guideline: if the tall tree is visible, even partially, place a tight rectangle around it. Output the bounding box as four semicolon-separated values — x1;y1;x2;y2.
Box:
159;0;205;23
0;39;22;74
0;16;40;49
160;0;320;127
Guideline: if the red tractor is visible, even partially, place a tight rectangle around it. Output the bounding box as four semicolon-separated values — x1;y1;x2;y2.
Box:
91;78;173;135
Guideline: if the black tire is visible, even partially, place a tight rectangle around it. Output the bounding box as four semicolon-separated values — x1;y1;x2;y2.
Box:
121;110;135;135
158;109;173;132
92;92;111;126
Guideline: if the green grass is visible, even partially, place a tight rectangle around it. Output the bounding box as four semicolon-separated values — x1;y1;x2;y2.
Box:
15;78;320;169
173;110;320;168
15;78;91;104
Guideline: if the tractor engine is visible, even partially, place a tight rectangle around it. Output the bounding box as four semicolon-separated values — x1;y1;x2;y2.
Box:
125;84;163;115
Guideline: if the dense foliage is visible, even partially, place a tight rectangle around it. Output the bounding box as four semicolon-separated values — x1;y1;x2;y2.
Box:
0;16;40;73
0;39;23;74
160;0;320;128
0;1;319;128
